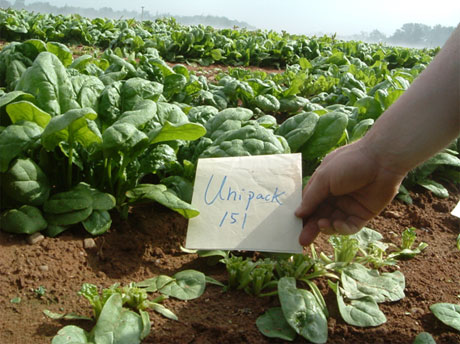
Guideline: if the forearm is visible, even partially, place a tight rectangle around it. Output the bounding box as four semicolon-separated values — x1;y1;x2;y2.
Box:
362;24;460;174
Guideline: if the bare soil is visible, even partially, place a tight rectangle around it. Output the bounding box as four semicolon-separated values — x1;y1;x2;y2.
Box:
0;184;459;344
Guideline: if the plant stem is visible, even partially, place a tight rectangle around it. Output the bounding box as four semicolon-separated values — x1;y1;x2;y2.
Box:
67;139;74;188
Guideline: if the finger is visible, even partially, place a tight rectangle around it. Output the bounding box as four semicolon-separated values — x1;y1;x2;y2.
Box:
335;196;376;222
299;220;321;246
332;215;368;235
295;172;329;218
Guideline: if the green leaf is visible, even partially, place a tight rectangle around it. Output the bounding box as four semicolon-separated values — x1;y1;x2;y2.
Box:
301;111;348;160
205;276;225;287
43;224;68;238
0;91;35;110
43;189;92;214
10;297;21;303
2;158;50;206
430;303;460;331
136;275;174;293
126;184;199;218
149;121;206;144
299;57;312;70
276;112;319;152
417;179;449;198
201;124;289;157
204;107;253;141
73;183;116;211
0;205;47;234
256;307;297;341
91;293;147;344
41;107;100;151
151;303;178;320
350;227;385;249
341;263;405;303
139;310;151;339
120;78;163;112
102;122;148;158
114;99;157;129
43;309;92;321
6;100;51;128
163;73;187;99
211;49;223;61
161;175;193;203
46;206;93;226
413;332;436;344
159;270;206;300
278;277;328;344
355;96;383;121
332;281;386;327
46;42;73;67
15;52;79;117
82;210;112;236
51;325;89;344
0;121;43;172
71;75;105;110
350;119;374;142
253;94;280;113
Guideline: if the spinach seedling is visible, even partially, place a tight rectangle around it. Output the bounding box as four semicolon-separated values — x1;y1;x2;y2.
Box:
388;227;428;259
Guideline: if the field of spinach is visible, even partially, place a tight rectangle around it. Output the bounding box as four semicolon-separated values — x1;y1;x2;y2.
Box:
0;8;459;344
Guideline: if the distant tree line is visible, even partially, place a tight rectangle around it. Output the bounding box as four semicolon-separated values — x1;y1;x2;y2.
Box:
0;0;256;30
0;0;456;47
340;23;456;48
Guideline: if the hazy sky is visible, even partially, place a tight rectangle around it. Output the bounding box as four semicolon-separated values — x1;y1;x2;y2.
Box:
27;0;460;36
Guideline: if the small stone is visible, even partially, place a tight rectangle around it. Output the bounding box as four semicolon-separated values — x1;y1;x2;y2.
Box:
96;271;106;278
384;210;402;219
27;233;44;245
38;265;49;272
84;238;96;249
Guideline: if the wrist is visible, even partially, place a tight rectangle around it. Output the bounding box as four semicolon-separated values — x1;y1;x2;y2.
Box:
357;133;411;177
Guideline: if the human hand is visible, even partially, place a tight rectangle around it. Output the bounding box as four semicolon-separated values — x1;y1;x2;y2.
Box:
295;140;407;246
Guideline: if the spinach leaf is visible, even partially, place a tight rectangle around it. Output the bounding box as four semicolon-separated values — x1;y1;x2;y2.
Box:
15;52;79;116
159;270;206;300
2;158;50;206
256;307;297;341
126;184;199;218
0;205;47;234
0;120;43;172
430;303;460;331
301;111;348;160
413;332;436;344
276;112;319;152
90;294;149;344
278;277;328;344
82;210;112;236
6;100;51;128
330;281;386;327
341;263;405;303
51;325;89;344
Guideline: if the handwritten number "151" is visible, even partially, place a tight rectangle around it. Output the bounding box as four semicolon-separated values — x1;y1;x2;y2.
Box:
219;211;248;230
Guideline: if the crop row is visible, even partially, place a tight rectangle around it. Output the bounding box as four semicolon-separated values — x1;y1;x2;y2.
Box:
1;8;436;68
1;37;458;238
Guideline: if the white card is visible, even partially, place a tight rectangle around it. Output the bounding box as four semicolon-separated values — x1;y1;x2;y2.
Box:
451;201;460;219
185;153;303;253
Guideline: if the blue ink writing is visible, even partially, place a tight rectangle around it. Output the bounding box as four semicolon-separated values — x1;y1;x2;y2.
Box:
204;174;286;211
204;174;287;231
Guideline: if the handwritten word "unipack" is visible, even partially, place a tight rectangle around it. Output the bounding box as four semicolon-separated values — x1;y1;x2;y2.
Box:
203;174;286;230
204;175;286;211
